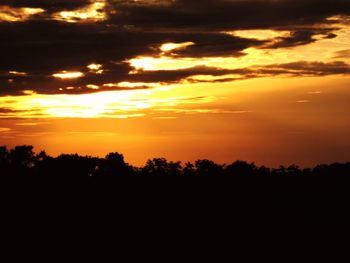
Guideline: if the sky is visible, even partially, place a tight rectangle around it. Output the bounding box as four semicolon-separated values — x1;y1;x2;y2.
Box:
0;0;350;167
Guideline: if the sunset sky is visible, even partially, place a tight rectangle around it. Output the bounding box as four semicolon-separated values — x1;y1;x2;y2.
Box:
1;0;350;166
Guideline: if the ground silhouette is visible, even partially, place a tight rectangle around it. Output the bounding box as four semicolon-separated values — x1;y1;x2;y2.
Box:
0;145;349;178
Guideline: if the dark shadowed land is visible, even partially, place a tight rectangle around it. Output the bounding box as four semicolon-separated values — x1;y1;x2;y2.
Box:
2;145;350;227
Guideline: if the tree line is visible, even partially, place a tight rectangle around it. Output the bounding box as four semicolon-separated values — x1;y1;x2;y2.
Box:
1;145;349;177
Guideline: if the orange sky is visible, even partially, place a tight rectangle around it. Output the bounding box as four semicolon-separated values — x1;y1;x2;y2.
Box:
1;1;350;167
1;74;349;167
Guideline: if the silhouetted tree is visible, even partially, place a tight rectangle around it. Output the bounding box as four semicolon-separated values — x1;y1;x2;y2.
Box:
10;145;35;167
256;166;271;176
0;146;10;175
194;160;223;176
183;162;195;176
302;168;313;176
141;158;182;176
8;145;35;176
272;166;287;176
225;161;257;176
36;154;98;178
97;152;135;177
286;165;302;176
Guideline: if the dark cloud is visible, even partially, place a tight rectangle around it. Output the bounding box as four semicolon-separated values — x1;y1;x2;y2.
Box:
0;0;350;95
1;59;350;95
264;29;337;48
263;61;350;76
0;1;91;12
109;0;350;31
131;61;350;85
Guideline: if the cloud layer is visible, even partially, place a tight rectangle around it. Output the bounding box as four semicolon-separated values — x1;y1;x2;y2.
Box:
1;0;350;95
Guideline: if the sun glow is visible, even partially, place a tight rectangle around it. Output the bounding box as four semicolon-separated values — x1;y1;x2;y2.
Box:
53;71;84;79
0;80;219;119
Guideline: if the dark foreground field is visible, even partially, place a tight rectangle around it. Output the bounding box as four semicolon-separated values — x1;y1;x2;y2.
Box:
2;146;350;229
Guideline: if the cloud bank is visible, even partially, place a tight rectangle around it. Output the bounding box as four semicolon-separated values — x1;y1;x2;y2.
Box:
1;0;350;95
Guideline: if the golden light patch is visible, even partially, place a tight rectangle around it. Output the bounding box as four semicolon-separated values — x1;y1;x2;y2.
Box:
117;82;161;88
9;71;27;76
228;30;290;40
87;64;102;70
87;64;104;74
53;71;84;79
160;42;195;52
87;84;100;90
23;90;36;95
53;0;106;23
0;80;218;119
187;74;243;82
0;6;44;22
128;56;206;71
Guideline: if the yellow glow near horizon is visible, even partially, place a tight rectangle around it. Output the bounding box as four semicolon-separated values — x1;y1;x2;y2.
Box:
0;80;220;119
53;1;106;23
53;71;84;79
0;6;44;22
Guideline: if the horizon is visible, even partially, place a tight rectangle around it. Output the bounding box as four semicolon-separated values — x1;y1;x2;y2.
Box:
1;0;350;167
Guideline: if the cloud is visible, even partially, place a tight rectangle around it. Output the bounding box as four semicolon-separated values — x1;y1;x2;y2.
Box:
0;0;350;96
264;29;338;48
131;61;350;84
109;0;350;31
261;61;350;76
0;1;91;13
1;60;350;96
